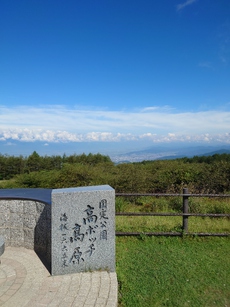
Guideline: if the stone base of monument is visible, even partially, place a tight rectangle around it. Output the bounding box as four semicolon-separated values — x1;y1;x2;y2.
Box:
0;236;5;264
51;185;115;276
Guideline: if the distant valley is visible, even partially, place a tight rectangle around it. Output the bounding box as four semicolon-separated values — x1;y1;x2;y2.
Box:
1;140;230;163
110;145;230;163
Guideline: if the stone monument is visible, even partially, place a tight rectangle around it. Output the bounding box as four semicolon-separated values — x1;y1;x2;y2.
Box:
0;236;5;260
51;185;115;276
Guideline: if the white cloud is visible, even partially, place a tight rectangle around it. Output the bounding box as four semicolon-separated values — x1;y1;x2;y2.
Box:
176;0;197;11
140;106;172;112
0;105;230;144
0;130;230;145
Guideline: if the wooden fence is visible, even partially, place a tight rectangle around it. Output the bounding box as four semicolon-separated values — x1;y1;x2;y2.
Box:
115;188;230;237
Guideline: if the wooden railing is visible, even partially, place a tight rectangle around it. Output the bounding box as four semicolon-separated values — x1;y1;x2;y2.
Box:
115;188;230;237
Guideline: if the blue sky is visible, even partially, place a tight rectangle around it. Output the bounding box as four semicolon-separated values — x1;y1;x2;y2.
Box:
0;0;230;155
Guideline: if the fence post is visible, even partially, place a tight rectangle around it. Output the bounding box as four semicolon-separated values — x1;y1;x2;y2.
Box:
182;188;189;233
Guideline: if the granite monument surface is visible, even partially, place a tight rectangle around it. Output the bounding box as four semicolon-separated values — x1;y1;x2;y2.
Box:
0;236;5;258
51;185;115;275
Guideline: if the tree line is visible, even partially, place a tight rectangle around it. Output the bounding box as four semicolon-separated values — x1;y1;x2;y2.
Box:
1;151;230;194
0;151;111;180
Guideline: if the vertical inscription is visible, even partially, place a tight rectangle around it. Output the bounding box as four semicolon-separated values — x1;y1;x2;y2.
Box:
60;214;69;268
59;199;109;267
99;199;108;240
83;205;98;258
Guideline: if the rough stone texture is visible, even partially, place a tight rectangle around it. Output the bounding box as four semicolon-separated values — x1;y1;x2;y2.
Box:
0;200;51;265
51;185;115;276
0;187;115;278
0;236;4;257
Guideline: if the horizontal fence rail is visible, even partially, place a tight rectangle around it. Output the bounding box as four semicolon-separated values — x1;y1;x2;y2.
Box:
115;188;230;237
116;213;229;217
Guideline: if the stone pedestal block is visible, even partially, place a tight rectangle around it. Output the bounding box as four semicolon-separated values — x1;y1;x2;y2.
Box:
0;236;5;258
51;185;115;276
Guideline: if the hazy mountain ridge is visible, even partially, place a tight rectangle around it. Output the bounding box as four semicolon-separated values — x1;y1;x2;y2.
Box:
111;145;230;163
1;140;230;163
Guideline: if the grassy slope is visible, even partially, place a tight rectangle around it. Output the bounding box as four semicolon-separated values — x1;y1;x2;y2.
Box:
116;236;230;307
116;216;230;233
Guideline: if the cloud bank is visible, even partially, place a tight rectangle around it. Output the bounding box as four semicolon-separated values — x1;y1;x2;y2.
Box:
0;129;230;144
0;105;230;144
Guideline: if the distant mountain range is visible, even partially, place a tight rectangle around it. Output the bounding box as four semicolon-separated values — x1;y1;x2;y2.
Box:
111;145;230;163
202;149;230;156
1;140;230;163
156;149;230;161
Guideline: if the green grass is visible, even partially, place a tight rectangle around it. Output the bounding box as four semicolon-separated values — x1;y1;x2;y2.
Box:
116;236;230;307
115;197;230;306
116;216;230;233
115;196;230;234
0;178;17;188
116;196;230;214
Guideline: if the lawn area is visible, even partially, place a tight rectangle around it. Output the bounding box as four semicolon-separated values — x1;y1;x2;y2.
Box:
115;196;230;234
116;236;230;307
116;216;230;233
